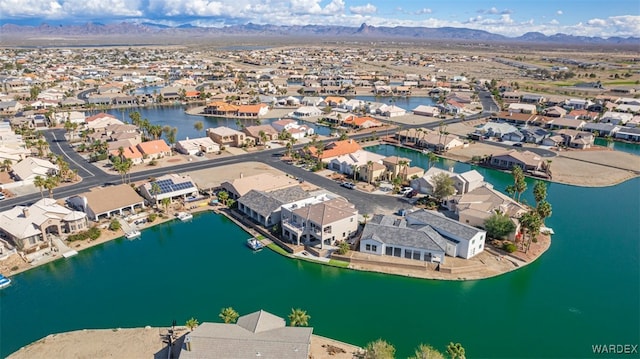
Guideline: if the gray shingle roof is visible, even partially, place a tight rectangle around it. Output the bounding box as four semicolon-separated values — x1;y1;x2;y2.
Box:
406;209;483;241
180;310;312;359
239;187;309;218
362;215;446;252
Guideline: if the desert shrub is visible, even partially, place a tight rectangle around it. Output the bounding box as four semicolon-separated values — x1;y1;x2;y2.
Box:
502;242;517;253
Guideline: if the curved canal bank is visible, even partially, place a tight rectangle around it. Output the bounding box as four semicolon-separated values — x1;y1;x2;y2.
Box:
1;169;638;358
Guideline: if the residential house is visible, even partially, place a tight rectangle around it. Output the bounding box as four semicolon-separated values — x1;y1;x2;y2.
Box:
204;101;239;116
342;115;383;129
411;168;485;196
521;94;545;104
67;184;145;221
221;173;300;200
207;126;252;147
615;127;640;142
377;104;406;117
556;129;595;149
566;99;592;110
179;310;312;359
85;113;123;131
547;118;585;130
582;122;620;137
291;106;323;118
237;104;269;117
566;109;599;122
0;198;87;253
281;196;358;248
175;137;220;155
452;185;528;241
111;146;144;165
508;103;537;114
502;130;525;143
359;214;447;263
237;186;309;228
242;125;279;144
543;106;567;118
418;132;465;152
405;209;486;259
310;139;362;161
412;105;440;117
520;127;550;144
501;92;522;103
11;157;59;183
137;139;172;160
138;174;199;204
490;150;543;172
358;161;387;184
491;111;535;126
600;111;633;126
475;122;518;139
327;150;385;177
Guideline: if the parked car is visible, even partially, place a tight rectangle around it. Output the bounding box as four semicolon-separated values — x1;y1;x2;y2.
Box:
341;181;356;189
400;187;413;195
512;142;523;147
0;193;5;200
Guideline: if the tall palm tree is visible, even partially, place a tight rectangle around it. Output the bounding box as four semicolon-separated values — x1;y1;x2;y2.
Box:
217;190;229;206
219;307;239;324
366;160;374;184
43;175;60;198
161;197;171;214
287;308;310;327
33;175;46;198
150;182;162;205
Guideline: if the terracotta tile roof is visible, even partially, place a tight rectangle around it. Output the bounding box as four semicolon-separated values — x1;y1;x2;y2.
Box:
110;146;143;159
136;139;171;155
237;104;267;114
310;139;362;159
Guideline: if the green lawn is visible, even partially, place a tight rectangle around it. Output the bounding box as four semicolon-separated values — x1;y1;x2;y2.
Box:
266;243;290;256
328;259;350;268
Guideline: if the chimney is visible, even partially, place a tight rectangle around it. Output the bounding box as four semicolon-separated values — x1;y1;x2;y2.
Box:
22;208;29;217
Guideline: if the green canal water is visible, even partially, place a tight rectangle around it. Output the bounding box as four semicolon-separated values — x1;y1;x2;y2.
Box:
1;148;638;358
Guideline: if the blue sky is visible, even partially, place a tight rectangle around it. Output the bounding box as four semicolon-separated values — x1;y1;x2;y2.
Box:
1;0;638;37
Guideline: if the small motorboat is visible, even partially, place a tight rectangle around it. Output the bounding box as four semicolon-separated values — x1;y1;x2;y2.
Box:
247;238;265;251
125;230;141;239
0;274;11;289
176;212;193;221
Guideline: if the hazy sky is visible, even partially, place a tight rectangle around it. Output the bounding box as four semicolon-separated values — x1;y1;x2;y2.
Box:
1;0;638;38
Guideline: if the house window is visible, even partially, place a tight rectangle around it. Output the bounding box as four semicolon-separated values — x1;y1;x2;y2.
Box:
393;248;401;257
385;247;393;255
424;253;432;262
472;239;475;245
371;245;377;252
365;244;371;251
413;251;420;260
405;250;412;259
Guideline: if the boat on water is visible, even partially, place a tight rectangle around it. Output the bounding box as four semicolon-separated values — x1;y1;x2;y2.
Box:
124;230;141;239
247;238;265;251
0;274;11;289
541;226;555;235
176;212;193;221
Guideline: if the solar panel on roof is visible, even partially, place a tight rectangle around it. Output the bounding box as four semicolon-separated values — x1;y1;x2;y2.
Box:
150;179;195;195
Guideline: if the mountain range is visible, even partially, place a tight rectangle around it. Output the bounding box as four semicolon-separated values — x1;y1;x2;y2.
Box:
1;22;638;45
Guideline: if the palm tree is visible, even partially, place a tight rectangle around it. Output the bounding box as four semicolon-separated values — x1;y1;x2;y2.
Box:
33;175;46;198
427;152;438;168
362;213;370;224
287;308;310;327
366;160;374;184
43;175;60;198
1;159;12;172
219;307;239;324
150;182;162;205
410;344;445;359
446;342;466;359
185;317;199;331
398;159;409;182
217;190;229;206
161;197;171;213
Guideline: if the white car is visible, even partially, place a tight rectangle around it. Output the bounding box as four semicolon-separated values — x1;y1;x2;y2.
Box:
400;187;413;195
0;193;5;200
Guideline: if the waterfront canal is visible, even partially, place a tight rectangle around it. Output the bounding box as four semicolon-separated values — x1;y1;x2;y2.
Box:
0;148;638;358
